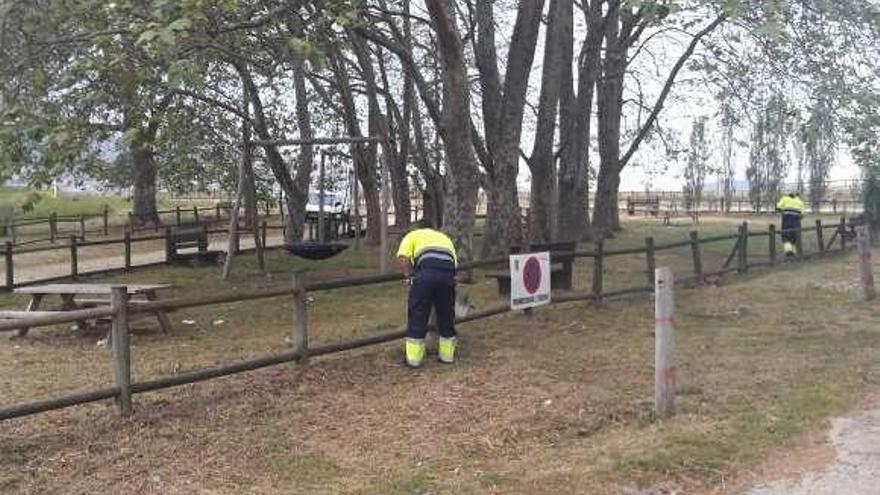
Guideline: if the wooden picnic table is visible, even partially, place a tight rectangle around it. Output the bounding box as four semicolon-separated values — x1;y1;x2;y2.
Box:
3;283;173;338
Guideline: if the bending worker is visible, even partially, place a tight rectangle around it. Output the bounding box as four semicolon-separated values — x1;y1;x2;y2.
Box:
776;192;805;257
396;220;457;368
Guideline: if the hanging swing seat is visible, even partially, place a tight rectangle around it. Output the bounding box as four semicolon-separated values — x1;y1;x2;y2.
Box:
284;242;349;260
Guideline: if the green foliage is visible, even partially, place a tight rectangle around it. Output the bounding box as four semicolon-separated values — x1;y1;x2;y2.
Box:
862;171;880;233
166;59;206;90
747;93;793;211
684;117;710;207
289;38;327;70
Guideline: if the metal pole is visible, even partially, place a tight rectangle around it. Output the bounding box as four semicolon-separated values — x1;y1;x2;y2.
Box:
4;241;13;290
292;272;309;360
353;152;361;251
856;225;875;301
380;155;390;274
319;151;326;244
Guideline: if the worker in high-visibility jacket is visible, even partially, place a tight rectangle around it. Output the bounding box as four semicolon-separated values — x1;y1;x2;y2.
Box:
397;221;458;367
776;192;805;257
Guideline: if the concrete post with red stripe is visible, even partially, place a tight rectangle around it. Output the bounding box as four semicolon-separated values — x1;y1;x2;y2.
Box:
655;267;676;419
856;225;875;301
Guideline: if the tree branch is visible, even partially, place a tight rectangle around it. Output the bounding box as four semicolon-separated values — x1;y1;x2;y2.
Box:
620;14;725;169
170;89;256;125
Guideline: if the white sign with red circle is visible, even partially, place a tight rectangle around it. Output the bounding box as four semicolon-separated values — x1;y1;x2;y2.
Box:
509;251;551;310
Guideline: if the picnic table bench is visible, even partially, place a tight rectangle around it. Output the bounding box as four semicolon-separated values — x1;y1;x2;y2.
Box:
486;241;576;296
626;197;660;216
166;225;221;265
1;283;173;338
662;209;699;226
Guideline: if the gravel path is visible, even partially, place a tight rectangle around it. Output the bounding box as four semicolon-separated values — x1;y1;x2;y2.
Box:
741;406;880;495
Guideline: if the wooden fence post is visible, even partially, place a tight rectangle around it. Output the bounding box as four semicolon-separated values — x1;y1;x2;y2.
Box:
111;286;132;416
49;212;57;243
215;204;221;221
193;206;199;224
69;235;78;279
737;223;748;273
655;267;676;419
9;211;15;246
292;272;310;359
856;225;875;301
796;221;804;257
840;217;847;251
592;240;604;306
261;220;268;248
79;215;85;241
103;204;109;236
816;220;825;255
234;220;241;254
689;231;703;282
769;224;777;264
4;241;13;290
124;231;132;270
164;226;173;263
175;206;182;226
645;237;656;286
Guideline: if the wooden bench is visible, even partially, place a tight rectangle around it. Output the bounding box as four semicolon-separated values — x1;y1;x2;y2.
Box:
626;198;660;217
486;241;576;296
6;283;173;338
662;209;699;226
842;215;865;241
165;225;220;265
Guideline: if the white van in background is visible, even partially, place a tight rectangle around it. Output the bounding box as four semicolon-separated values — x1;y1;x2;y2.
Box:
306;192;346;214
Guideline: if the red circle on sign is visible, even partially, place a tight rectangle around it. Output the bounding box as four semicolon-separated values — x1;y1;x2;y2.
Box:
523;256;541;294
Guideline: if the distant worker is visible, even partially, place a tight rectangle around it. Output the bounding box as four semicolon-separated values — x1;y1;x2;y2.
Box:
396;220;458;368
776;192;805;257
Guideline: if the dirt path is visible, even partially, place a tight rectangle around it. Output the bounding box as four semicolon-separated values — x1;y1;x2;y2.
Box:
741;404;880;495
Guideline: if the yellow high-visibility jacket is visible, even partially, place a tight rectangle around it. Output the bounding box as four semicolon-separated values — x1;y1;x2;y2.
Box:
396;228;457;266
777;196;805;215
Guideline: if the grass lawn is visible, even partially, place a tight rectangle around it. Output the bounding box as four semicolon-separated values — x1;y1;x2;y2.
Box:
0;217;878;494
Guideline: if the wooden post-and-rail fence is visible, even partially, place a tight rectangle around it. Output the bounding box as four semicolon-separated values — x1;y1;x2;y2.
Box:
1;201;261;247
0;220;872;422
1;222;298;292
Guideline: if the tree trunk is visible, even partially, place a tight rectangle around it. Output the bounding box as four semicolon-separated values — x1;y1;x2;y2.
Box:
131;139;159;228
288;49;314;242
377;49;412;229
240;95;264;271
235;62;299;242
403;0;439;228
336;45;382;245
528;0;563;243
242;151;258;229
426;0;478;264
474;0;544;256
558;0;599;242
410;80;444;227
593;7;628;239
